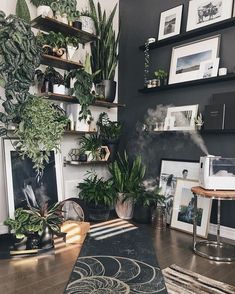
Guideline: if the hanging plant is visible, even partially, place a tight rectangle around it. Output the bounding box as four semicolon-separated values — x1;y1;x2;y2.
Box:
16;0;31;22
14;95;68;173
0;11;41;135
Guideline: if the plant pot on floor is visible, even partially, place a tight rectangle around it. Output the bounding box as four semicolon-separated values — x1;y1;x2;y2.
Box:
40;226;54;249
87;205;110;221
133;205;152;224
96;80;116;102
115;193;134;220
53;84;66;95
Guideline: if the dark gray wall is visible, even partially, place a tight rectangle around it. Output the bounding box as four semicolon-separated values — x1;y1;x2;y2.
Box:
118;0;235;228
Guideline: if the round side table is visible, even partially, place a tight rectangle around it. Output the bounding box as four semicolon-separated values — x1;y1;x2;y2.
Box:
191;186;235;262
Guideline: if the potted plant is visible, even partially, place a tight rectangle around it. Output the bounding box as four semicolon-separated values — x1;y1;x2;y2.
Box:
79;134;102;161
30;0;54;18
133;186;164;224
65;36;80;61
4;208;41;250
25;202;64;248
154;69;168;86
51;0;77;24
79;10;96;35
89;0;119;102
109;152;146;220
97;112;122;162
78;172;114;221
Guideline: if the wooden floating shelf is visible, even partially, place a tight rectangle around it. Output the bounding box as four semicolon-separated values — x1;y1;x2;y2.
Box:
31;16;98;43
41;54;83;71
64;130;97;135
145;130;235;135
64;160;108;166
41;93;126;108
138;74;235;93
139;17;235;51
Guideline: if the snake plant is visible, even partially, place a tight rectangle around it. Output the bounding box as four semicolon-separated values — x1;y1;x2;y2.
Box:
89;0;119;82
16;0;31;22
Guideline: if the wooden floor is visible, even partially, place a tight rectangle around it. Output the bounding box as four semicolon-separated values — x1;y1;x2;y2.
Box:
1;226;235;294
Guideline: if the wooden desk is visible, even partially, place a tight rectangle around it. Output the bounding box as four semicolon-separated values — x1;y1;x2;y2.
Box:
191;186;235;262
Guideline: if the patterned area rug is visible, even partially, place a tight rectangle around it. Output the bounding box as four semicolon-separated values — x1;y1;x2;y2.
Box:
64;219;167;293
163;264;235;294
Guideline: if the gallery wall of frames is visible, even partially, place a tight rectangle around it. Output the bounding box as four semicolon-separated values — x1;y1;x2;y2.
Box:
119;0;235;230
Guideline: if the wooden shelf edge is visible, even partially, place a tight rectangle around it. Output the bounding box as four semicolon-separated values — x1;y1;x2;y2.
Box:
138;74;235;93
64;160;108;166
41;54;83;70
139;17;235;50
64;130;97;135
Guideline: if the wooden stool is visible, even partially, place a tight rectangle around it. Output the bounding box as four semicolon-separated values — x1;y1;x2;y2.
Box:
191;186;235;262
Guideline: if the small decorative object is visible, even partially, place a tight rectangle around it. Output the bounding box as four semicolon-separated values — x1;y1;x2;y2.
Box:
97;146;110;161
186;0;233;32
154;69;168;86
198;58;220;79
144;38;155;87
219;67;228;76
165;105;199;131
68;148;80;161
194;113;204;130
171;179;212;238
159;159;200;224
78;153;88;162
169;35;220;84
158;5;183;40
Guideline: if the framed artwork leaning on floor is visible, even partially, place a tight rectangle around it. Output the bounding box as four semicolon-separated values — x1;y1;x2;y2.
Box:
159;159;200;224
171;179;212;238
3;139;64;218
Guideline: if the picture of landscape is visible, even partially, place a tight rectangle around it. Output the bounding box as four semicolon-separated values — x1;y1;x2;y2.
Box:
176;50;212;74
164;14;176;35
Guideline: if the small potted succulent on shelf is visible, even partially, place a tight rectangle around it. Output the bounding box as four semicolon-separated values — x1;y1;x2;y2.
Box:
78;172;115;221
79;10;96;34
30;0;54;18
154;69;168;86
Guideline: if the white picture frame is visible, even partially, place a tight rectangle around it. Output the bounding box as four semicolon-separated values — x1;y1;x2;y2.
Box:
3;139;64;218
198;57;220;79
158;5;183;40
169;35;220;84
165;104;199;131
186;0;233;32
171;179;212;238
159;159;200;224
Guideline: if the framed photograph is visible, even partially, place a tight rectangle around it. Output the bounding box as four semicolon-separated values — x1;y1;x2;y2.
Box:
159;159;200;224
3;139;64;218
165;104;198;131
158;5;183;40
198;57;220;79
171;179;212;238
186;0;233;32
168;35;220;84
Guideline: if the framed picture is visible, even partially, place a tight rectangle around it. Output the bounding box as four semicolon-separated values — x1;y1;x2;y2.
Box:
159;159;200;224
198;57;220;79
186;0;233;32
168;35;220;84
164;104;198;131
158;5;183;40
3;139;64;218
171;179;212;238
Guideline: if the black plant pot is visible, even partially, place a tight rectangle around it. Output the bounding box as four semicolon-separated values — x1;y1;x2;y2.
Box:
73;20;82;30
79;153;88;162
87;205;110;222
133;205;152;224
96;80;117;102
13;236;27;251
103;139;119;162
26;233;40;250
40;226;54;249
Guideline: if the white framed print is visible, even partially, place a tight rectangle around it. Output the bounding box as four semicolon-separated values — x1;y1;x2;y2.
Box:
165;104;199;131
159;159;200;224
158;5;183;40
3;139;64;218
171;179;212;238
198;58;220;79
168;35;220;84
186;0;233;32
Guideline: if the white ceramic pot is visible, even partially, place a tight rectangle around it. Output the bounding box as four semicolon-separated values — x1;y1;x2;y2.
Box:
53;84;66;95
67;45;77;61
115;193;134;220
37;6;53;18
79;16;96;34
85;151;93;162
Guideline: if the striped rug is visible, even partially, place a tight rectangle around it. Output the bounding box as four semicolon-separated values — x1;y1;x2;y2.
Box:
163;264;235;294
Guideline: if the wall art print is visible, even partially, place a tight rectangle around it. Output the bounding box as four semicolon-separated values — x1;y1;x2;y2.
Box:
186;0;233;31
158;5;183;40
